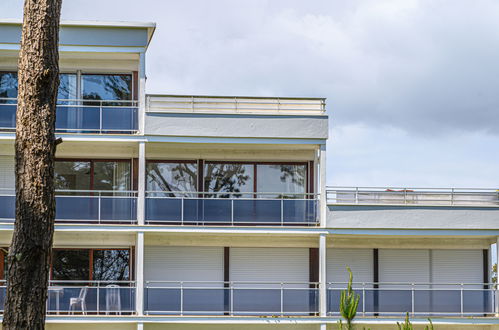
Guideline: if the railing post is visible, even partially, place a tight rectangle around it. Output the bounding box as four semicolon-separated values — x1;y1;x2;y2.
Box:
230;283;234;316
362;283;366;316
99;100;103;133
97;193;101;225
460;283;464;317
411;283;415;316
355;187;359;204
181;197;184;225
451;188;455;206
280;198;284;226
231;198;234;226
180;282;184;316
280;282;284;316
97;284;100;315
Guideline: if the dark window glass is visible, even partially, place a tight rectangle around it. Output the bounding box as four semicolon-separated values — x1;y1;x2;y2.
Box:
256;164;307;198
93;250;130;281
204;163;254;198
93;161;131;191
57;73;77;103
54;161;91;191
147;162;197;197
82;74;132;103
52;250;90;281
0;72;18;104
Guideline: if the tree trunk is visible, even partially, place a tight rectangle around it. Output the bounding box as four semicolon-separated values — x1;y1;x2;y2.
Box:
2;0;62;329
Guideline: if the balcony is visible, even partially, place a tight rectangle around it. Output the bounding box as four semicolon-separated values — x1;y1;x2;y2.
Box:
327;186;499;207
0;98;138;134
328;282;494;317
145;192;319;226
0;280;135;315
0;190;137;224
146;95;326;116
144;281;319;316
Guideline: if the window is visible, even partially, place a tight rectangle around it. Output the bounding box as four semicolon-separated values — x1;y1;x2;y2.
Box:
146;161;197;197
256;164;307;198
82;74;132;103
52;249;90;281
93;249;130;281
55;160;131;193
204;163;254;198
0;72;18;103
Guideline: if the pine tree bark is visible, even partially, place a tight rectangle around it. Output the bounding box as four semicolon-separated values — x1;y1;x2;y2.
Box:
2;0;62;329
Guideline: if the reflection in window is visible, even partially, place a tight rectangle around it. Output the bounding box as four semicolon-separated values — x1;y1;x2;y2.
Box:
0;72;18;104
57;73;77;104
82;74;132;104
256;164;307;198
54;161;91;191
93;250;130;281
204;163;254;198
93;161;131;191
52;250;90;281
147;162;197;197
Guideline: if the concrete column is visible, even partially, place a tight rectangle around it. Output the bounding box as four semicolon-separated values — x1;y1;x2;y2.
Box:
137;322;144;330
137;141;146;226
319;233;327;316
319;144;327;228
496;237;499;315
138;51;146;134
319;323;327;330
136;232;145;316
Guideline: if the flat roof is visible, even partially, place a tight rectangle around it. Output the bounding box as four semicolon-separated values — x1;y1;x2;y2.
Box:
0;19;156;48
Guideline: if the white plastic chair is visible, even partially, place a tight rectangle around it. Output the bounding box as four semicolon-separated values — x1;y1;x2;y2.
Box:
69;286;88;315
105;284;121;315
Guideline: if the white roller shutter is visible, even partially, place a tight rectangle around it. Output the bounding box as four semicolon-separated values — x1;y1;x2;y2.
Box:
0;156;14;190
327;248;373;288
230;247;308;288
144;246;224;287
379;249;430;288
431;250;483;289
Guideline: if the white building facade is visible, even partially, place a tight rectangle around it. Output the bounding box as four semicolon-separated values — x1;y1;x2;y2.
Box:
0;19;498;330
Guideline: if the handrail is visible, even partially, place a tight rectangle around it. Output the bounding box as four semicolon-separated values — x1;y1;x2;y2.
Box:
0;97;138;105
146;94;326;115
327;186;499;207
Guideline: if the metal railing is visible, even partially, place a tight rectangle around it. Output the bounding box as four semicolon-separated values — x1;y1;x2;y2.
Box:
0;280;136;315
327;282;495;317
327;186;499;207
144;281;319;316
0;189;138;224
146;94;326;115
145;191;319;226
0;98;138;134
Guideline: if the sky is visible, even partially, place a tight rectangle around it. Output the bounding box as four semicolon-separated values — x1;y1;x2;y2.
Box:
1;0;499;188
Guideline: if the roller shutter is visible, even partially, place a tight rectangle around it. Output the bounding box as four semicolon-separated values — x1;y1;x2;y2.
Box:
327;248;373;288
431;250;484;289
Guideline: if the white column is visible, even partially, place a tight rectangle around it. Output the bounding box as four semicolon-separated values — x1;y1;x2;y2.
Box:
136;232;145;316
137;322;144;330
318;144;327;228
319;323;327;330
319;233;327;317
496;237;499;315
138;51;146;134
137;141;146;226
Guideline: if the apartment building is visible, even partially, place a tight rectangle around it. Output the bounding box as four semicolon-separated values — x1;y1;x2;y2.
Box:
0;19;498;330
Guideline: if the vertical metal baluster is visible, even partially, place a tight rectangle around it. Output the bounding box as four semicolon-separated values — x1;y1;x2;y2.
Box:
231;198;234;226
460;283;464;317
355;187;359;204
451;188;454;206
230;282;234;316
98;193;101;224
180;282;184;316
411;283;415;316
97;283;100;315
99;101;103;133
362;283;366;316
181;197;184;226
280;198;284;226
280;283;284;317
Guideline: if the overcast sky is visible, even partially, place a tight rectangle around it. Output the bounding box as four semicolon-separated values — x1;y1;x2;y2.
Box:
2;0;499;187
